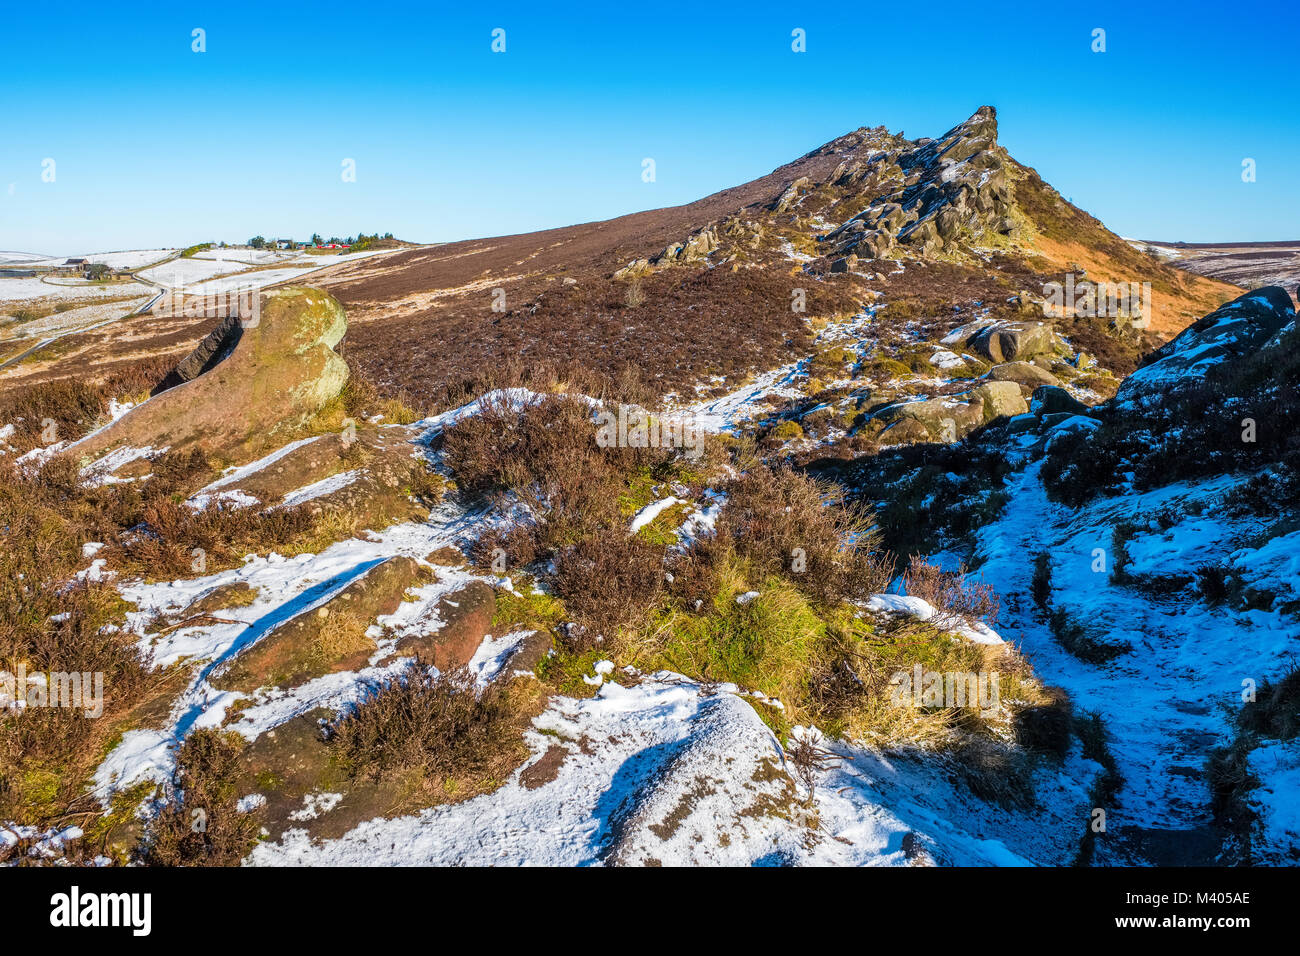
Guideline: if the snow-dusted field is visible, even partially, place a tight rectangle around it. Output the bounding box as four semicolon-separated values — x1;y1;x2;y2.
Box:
248;670;1093;867
138;257;251;288
141;250;381;293
182;267;318;296
0;249;174;270
1;295;153;340
0;277;153;304
192;249;293;265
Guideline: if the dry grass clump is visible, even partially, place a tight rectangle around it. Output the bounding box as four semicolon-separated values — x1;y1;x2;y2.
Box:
443;392;632;497
445;391;691;571
137;729;261;866
901;555;1000;628
106;496;318;579
949;736;1037;809
0;379;104;453
673;464;894;609
1238;665;1300;740
327;666;527;787
338;361;422;424
807;611;992;743
642;569;826;712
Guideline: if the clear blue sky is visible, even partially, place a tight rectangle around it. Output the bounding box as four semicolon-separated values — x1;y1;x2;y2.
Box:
2;0;1296;254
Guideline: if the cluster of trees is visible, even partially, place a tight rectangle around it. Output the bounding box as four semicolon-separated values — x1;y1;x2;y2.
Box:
245;232;395;250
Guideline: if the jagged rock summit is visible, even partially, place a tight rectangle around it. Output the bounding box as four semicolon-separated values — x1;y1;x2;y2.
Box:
820;105;1015;261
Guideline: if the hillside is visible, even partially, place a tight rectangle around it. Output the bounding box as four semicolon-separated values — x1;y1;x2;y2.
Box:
314;107;1237;408
1;108;1294;869
1141;240;1300;291
1;108;1238;409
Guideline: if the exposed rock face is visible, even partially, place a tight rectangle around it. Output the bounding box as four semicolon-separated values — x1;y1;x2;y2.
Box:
871;379;1028;445
233;709;407;844
180;581;258;617
772;176;812;213
612;258;652;280
657;226;720;265
210;556;421;693
822;106;1016;261
152;314;243;395
392;580;497;670
891;395;986;438
971;381;1029;421
978;323;1058;363
1117;287;1296;401
67;287;349;465
1031;385;1091;417
181;425;433;534
966;321;1060;364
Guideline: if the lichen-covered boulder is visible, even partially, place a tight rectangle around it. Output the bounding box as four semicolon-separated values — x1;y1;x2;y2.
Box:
971;380;1029;421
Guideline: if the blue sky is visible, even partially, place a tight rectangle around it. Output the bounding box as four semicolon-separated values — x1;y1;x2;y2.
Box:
2;0;1296;253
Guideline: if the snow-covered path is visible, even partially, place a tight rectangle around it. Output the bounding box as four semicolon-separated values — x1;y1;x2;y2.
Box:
976;457;1300;863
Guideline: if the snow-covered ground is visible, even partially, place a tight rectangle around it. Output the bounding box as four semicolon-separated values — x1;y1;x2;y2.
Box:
0;276;153;304
248;667;1094;866
677;307;879;433
140;250;381;295
975;452;1300;864
0;249;174;270
98;498;497;800
64;390;1099;867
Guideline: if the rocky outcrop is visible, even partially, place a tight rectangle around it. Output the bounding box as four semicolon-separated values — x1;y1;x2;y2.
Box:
391;580;497;670
821;107;1018;262
958;321;1061;364
975;323;1059;363
614;223;724;280
871;380;1028;445
656;226;720;265
1031;385;1091;417
67;287;349;466
1117;287;1295;401
152;314;243;395
612;258;652;281
772;177;812;213
971;381;1029;420
211;556;422;693
232;709;406;844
